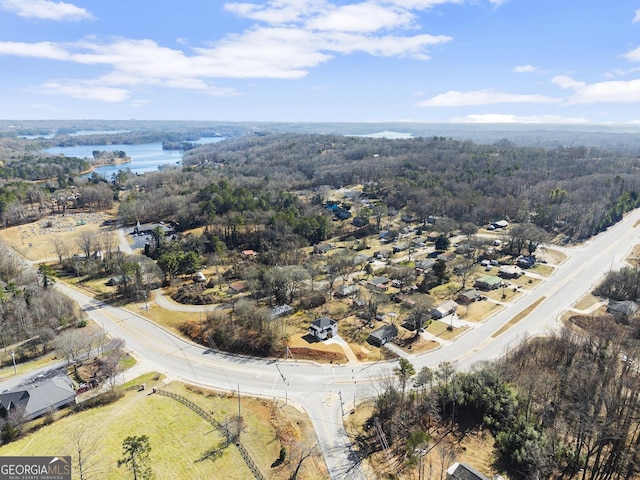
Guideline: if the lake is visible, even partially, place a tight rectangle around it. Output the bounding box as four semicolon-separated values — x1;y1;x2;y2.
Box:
44;137;225;178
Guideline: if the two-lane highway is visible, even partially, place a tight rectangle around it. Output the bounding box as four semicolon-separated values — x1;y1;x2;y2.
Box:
39;207;640;479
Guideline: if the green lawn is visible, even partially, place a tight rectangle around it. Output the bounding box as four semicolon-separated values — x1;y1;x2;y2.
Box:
0;379;326;480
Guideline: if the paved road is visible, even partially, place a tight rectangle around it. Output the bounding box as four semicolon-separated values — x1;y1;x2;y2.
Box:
8;208;640;479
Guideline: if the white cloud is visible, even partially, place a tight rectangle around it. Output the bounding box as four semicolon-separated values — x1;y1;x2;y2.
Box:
306;3;416;32
634;9;640;24
489;0;509;6
605;67;640;78
0;0;457;102
624;46;640;62
452;114;589;124
0;0;92;21
514;65;537;73
0;41;70;59
552;75;640;104
417;89;561;107
40;81;129;102
223;0;327;24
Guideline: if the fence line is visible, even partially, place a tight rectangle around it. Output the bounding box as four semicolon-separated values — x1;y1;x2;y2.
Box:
155;389;264;480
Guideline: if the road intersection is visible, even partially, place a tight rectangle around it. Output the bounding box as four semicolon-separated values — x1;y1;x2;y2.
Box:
11;208;640;479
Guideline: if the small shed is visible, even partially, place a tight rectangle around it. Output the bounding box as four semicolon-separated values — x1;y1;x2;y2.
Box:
368;325;398;346
431;300;458;319
336;284;359;298
309;317;338;341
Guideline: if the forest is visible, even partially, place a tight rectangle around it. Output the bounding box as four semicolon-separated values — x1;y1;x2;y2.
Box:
359;318;640;480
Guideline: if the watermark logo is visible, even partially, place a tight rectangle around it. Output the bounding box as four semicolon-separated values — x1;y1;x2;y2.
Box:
0;456;71;480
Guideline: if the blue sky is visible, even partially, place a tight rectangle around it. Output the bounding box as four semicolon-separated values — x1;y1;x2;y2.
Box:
1;0;640;124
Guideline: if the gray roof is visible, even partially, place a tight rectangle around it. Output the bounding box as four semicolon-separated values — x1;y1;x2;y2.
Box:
608;300;639;316
0;377;76;420
311;317;336;329
271;304;293;318
369;324;398;341
447;462;489;480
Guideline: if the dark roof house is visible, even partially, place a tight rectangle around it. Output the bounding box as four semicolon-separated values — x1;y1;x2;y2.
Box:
309;317;338;341
456;289;482;305
608;300;639;317
446;462;490;480
0;377;76;421
368;325;398;346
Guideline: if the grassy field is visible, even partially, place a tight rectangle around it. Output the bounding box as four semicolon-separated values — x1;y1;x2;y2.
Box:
0;211;117;262
0;378;326;480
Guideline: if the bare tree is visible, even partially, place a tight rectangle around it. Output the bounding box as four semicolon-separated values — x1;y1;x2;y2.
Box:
55;329;92;364
77;231;97;260
71;425;103;480
289;444;318;480
101;338;126;390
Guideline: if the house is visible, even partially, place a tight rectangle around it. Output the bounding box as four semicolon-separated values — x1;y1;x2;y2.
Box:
474;275;502;290
313;244;333;254
106;275;130;286
517;255;536;269
426;231;440;242
368;325;398;346
242;249;256;257
488;220;509;230
271;304;293;319
335;284;359;298
457;289;482;305
608;300;639;317
431;300;459;319
228;281;248;294
309;317;338;340
368;277;390;291
373;249;391;260
416;258;436;272
446;462;490;480
334;208;352;220
394;294;416;307
437;251;456;262
411;237;427;248
498;265;523;279
352;217;369;228
393;243;409;253
131;221;175;236
0;377;76;421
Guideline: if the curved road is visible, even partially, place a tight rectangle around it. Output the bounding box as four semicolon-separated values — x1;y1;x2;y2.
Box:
28;208;640;479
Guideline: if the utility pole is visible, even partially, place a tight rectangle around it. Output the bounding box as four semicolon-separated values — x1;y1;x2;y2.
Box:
237;384;241;418
10;351;16;375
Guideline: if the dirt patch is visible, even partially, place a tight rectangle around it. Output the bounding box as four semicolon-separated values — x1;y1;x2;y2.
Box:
0;210;117;261
286;345;347;364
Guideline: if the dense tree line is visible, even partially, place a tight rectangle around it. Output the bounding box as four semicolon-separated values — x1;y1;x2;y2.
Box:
362;322;640;479
0;243;82;363
184;133;640;240
0;154;89;181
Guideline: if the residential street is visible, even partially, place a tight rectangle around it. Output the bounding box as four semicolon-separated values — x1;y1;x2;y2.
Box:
7;207;640;479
